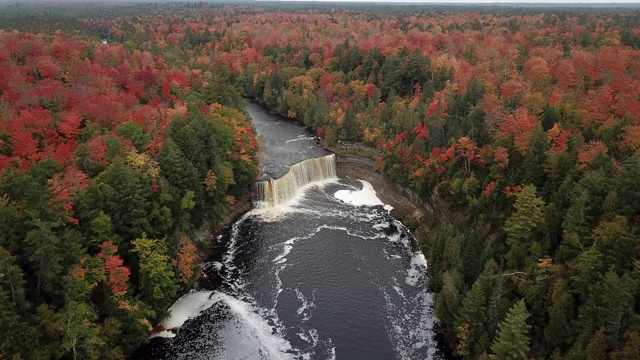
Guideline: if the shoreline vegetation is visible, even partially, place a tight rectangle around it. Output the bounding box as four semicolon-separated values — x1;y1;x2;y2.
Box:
0;24;261;359
2;2;640;359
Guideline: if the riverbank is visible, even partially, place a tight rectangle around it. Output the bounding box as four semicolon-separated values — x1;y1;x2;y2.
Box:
201;199;253;259
167;101;455;359
334;153;429;221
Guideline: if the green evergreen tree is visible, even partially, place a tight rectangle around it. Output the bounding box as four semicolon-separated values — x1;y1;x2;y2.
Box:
455;280;488;358
489;300;532;360
24;219;64;296
544;278;575;348
615;155;640;219
522;126;550;189
76;160;153;239
486;272;510;336
504;185;545;268
586;329;608;360
116;121;151;151
570;247;604;300
592;215;636;273
460;226;487;286
428;228;447;292
562;190;591;251
550;348;564;360
0;247;34;358
599;271;635;346
343;107;359;141
504;185;545;241
435;270;463;328
158;138;203;218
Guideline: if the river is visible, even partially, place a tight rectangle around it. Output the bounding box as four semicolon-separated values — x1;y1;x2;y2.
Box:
133;101;443;359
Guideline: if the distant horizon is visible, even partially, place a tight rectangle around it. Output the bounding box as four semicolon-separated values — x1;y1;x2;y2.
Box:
264;0;640;3
262;0;640;5
1;0;640;4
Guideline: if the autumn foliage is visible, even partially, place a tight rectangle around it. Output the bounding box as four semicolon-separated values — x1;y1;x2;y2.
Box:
2;2;640;359
0;10;259;359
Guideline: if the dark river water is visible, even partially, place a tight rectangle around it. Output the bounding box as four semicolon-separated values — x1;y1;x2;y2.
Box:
133;101;442;359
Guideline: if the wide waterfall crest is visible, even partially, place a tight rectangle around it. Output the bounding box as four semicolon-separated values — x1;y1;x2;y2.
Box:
255;154;337;208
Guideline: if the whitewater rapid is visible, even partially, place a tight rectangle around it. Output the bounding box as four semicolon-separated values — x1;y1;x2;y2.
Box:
142;179;440;359
133;101;442;359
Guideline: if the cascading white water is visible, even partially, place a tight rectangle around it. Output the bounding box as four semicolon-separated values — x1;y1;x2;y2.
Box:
136;103;443;360
255;154;337;208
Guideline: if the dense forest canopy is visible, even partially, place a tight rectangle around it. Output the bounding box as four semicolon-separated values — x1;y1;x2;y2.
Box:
2;2;640;359
0;5;260;358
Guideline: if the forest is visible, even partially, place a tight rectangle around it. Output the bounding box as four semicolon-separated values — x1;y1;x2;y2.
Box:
2;2;640;359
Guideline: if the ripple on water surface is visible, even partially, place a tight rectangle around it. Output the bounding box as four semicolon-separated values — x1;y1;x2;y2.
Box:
134;179;442;360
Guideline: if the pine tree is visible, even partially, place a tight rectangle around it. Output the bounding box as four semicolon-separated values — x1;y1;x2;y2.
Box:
549;348;564;360
116;121;151;151
616;154;640;218
489;299;531;360
504;185;545;268
0;247;34;358
619;331;640;360
570;247;604;300
599;271;635;346
24;219;64;296
586;329;608;360
455;280;488;358
562;190;591;251
522;126;550;189
504;185;545;241
435;270;463;327
158;137;204;223
544;278;575;348
76;160;153;239
428;228;447;292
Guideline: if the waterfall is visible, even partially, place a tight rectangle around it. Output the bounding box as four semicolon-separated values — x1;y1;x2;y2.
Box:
255;154;336;208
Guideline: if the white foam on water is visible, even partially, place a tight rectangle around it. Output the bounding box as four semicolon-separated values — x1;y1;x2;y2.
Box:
373;222;390;230
406;252;428;287
155;290;303;359
150;330;175;339
297;328;319;347
374;216;440;359
271;222;386;278
274;244;293;264
214;292;295;360
388;232;402;244
334;180;394;212
285;135;316;144
151;291;218;338
383;279;440;360
383;246;403;260
393;285;405;297
328;344;337;360
294;288;316;322
273;263;288;309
